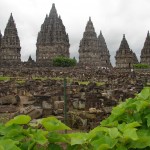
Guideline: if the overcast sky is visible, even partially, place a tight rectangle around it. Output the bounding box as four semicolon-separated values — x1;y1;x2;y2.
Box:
0;0;150;66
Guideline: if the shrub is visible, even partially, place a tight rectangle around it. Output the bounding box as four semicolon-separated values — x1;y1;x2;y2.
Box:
133;63;150;69
53;56;77;67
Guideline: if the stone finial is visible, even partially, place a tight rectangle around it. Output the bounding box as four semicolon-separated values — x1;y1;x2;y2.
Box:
49;3;58;18
89;17;91;21
147;31;150;39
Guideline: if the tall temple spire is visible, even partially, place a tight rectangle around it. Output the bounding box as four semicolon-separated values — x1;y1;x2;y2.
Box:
36;3;70;65
115;34;138;68
1;13;21;64
79;18;101;68
0;30;2;47
140;31;150;65
49;3;58;18
119;34;130;50
85;17;95;33
98;31;112;67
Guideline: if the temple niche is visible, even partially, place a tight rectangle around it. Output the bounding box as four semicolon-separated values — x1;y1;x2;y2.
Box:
36;3;70;65
78;17;101;68
115;34;138;69
98;31;112;68
140;31;150;65
0;13;21;64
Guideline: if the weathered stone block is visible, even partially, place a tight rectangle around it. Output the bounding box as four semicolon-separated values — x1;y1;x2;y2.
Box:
0;95;17;105
54;101;64;110
78;100;85;109
72;100;79;109
42;101;52;109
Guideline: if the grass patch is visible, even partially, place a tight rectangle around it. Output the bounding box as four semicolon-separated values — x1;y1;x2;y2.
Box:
51;77;64;81
96;82;105;86
0;76;10;81
16;80;25;84
77;81;90;85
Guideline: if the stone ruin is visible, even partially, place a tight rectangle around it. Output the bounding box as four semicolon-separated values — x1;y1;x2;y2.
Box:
0;67;148;130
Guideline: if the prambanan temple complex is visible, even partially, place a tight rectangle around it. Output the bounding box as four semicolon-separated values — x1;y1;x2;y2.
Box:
1;3;150;130
0;3;150;69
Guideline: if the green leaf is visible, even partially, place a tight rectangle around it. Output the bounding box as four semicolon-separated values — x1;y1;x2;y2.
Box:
31;129;48;145
123;128;138;141
68;133;89;145
108;128;121;139
129;129;150;148
138;87;150;100
134;100;149;112
91;135;118;150
0;139;20;150
48;143;63;150
116;145;127;150
145;114;150;127
41;117;71;131
5;115;31;126
48;132;69;143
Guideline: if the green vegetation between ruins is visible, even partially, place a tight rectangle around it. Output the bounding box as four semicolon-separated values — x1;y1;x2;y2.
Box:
53;56;77;67
133;63;150;69
1;87;150;149
0;76;105;87
0;76;10;81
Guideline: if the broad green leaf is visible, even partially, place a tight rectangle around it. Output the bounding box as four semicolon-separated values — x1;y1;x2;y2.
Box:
48;132;69;143
116;145;127;150
31;129;48;145
91;135;117;150
133;100;149;112
108;128;121;139
90;126;109;134
41;117;71;131
145;114;150;127
68;133;89;145
111;106;125;117
48;143;63;150
129;136;150;149
138;87;150;100
123;128;138;141
0;139;20;150
5;115;31;126
125;121;141;129
0;124;21;135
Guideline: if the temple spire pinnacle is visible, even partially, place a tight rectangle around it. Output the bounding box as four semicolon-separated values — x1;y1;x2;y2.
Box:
49;3;58;18
140;31;150;65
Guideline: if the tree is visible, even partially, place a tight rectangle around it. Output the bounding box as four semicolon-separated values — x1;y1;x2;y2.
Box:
53;56;77;67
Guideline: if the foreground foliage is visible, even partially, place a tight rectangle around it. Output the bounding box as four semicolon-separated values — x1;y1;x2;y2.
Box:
1;87;150;149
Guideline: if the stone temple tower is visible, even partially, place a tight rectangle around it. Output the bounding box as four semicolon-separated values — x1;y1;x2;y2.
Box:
36;3;70;65
140;31;150;65
79;17;101;68
115;34;138;69
98;31;112;68
0;13;21;64
0;31;2;47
